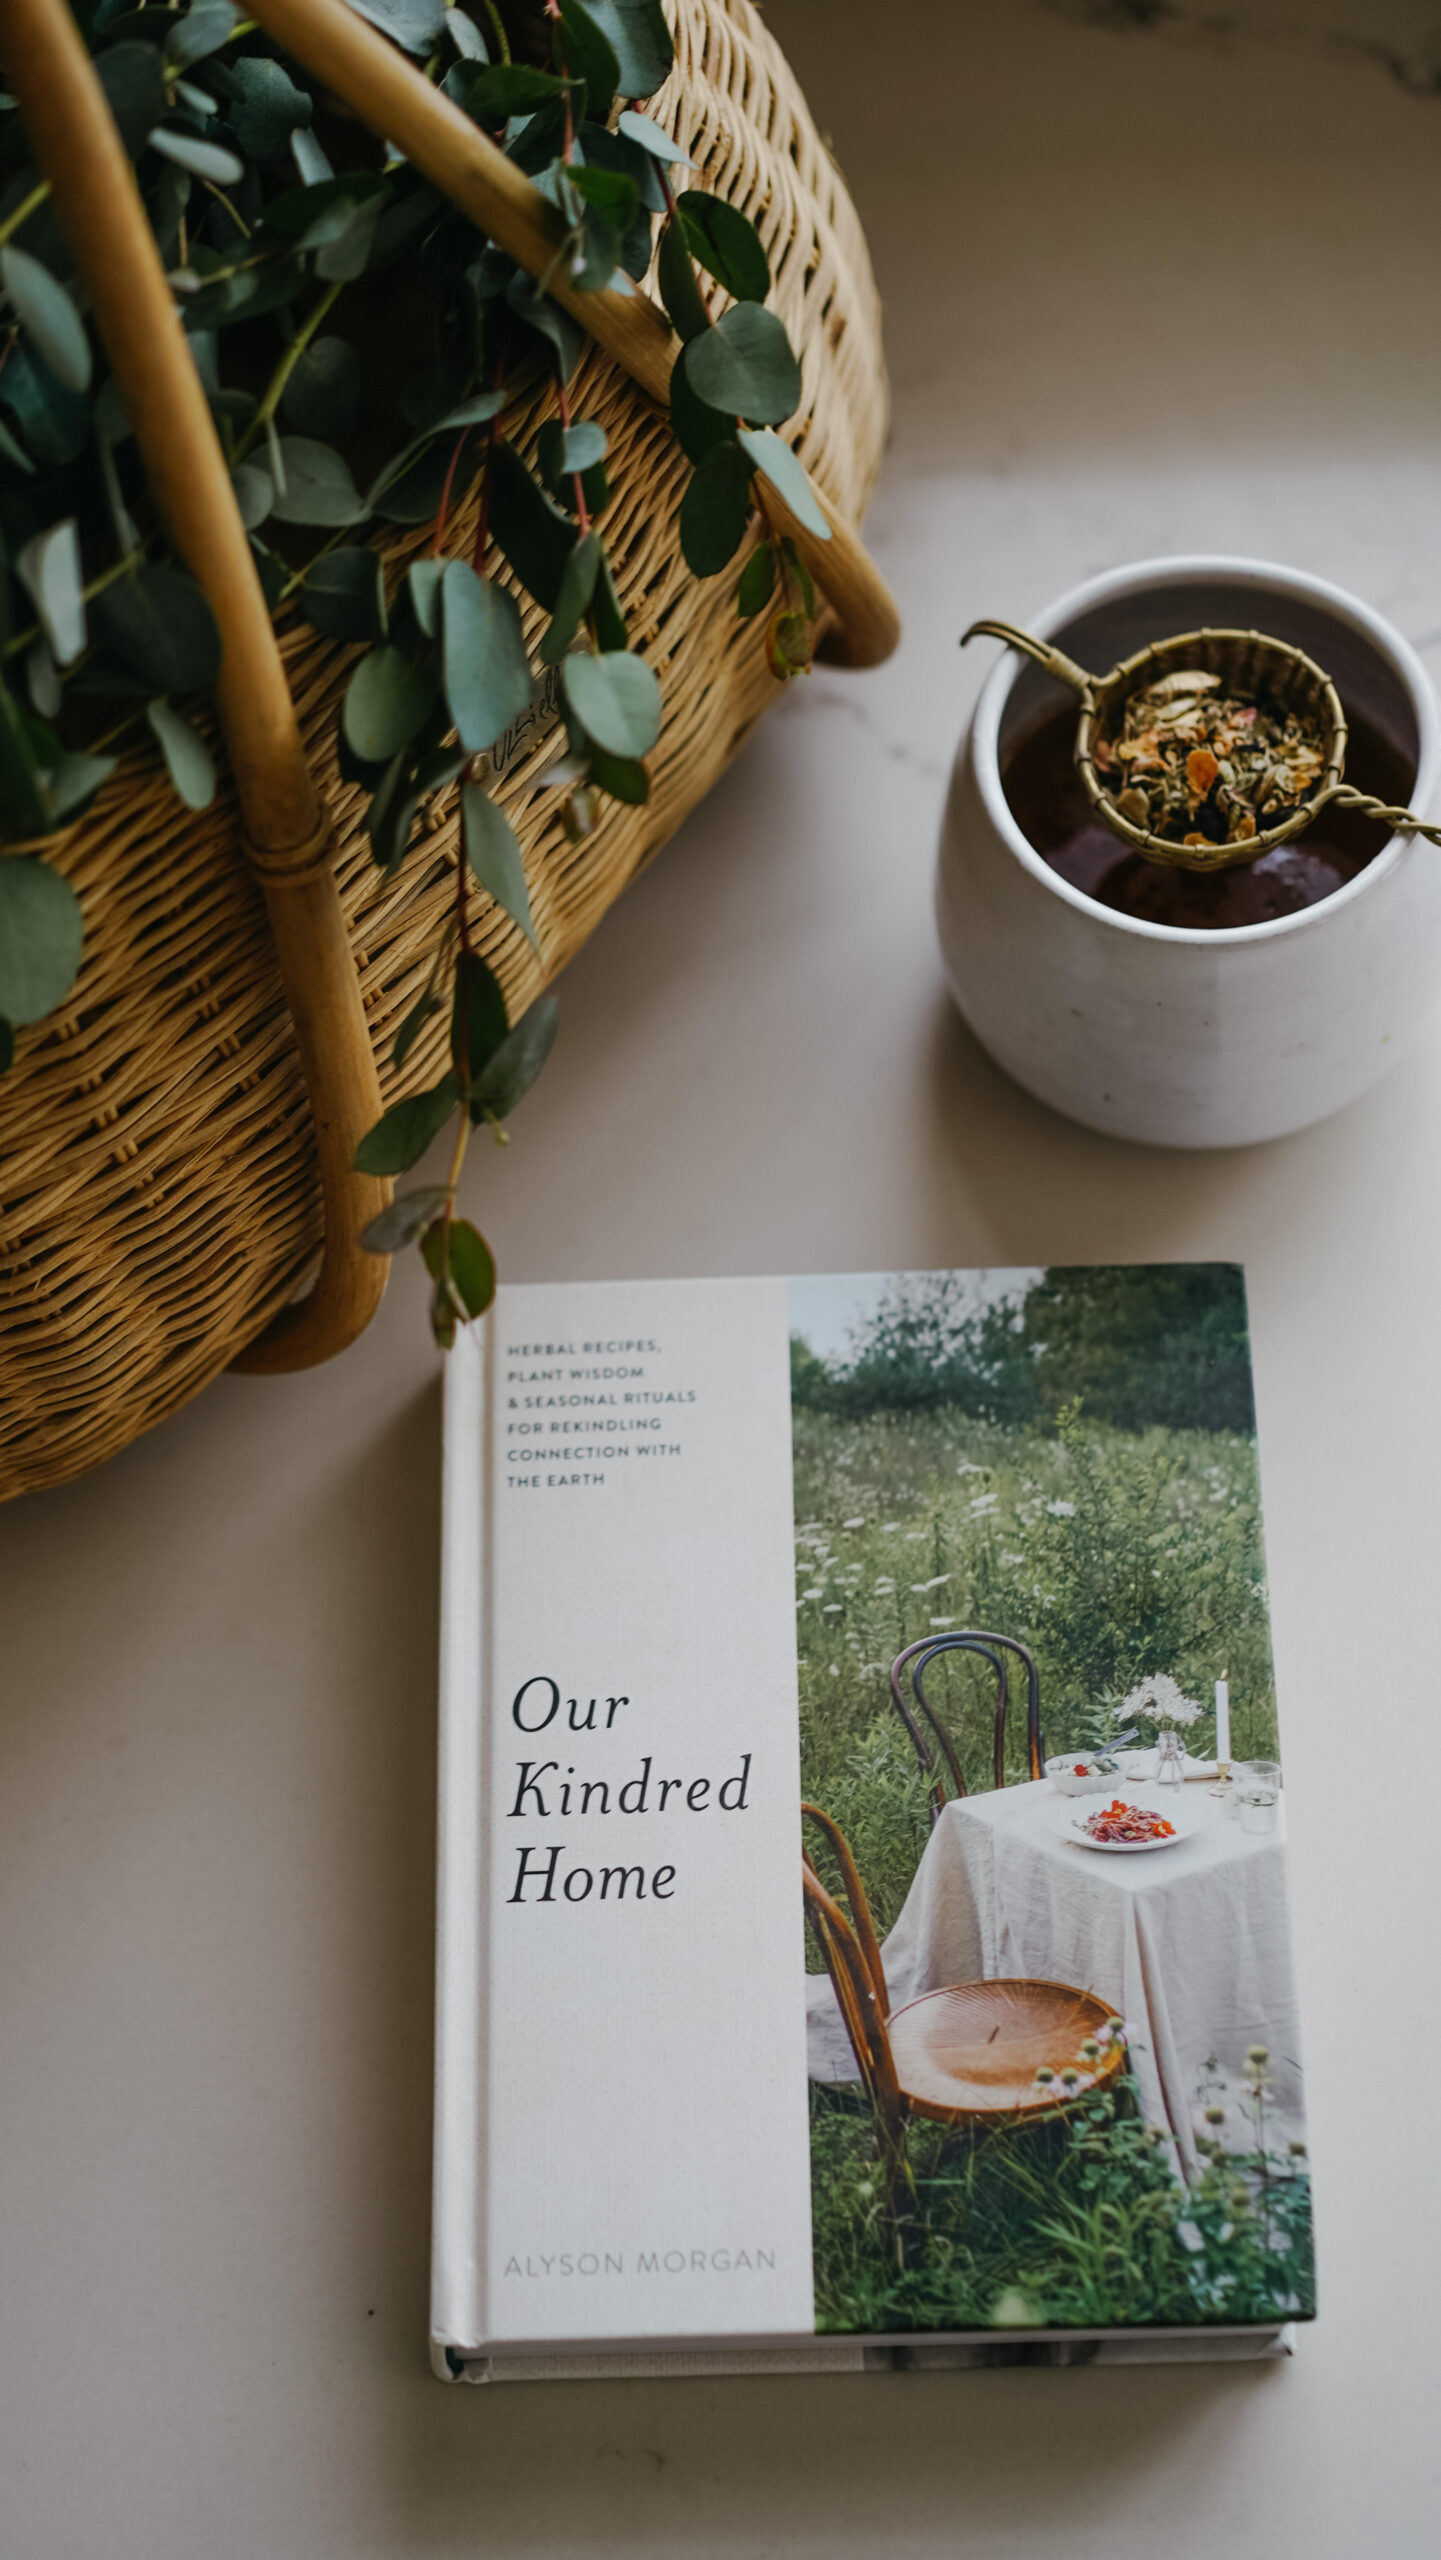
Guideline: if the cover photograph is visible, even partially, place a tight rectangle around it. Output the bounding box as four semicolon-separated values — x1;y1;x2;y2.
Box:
432;1264;1312;2380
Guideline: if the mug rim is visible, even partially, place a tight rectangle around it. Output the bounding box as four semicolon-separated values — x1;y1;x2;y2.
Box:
970;553;1441;948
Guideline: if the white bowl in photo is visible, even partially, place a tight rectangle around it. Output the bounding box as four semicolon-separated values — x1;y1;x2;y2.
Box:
1045;1756;1116;1797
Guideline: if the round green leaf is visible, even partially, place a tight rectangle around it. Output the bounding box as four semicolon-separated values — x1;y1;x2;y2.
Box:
147;125;246;186
343;646;436;763
441;560;533;754
352;1070;459;1175
96;41;170;154
683;303;802;426
561;650;661;759
468;993;559;1122
16;519;85;666
268;435;367;527
677;190;769;303
146;698;216;811
444;1217;497;1318
0;856;83;1024
361;1184;450;1253
736;540;777;619
737;427;831;541
462;784;538;947
0;249;92;396
348;0;448;52
584;0;672;97
678;439;753;577
90;566;221;695
230;461;273;530
280;335;361;437
300;548;387;642
616;108;690;165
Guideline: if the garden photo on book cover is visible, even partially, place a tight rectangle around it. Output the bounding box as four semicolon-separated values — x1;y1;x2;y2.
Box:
792;1265;1314;2336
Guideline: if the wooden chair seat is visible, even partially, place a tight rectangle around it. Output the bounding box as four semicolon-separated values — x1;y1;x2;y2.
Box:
885;1978;1125;2124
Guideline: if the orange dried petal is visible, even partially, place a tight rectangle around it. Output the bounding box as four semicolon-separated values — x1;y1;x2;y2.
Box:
1186;747;1219;796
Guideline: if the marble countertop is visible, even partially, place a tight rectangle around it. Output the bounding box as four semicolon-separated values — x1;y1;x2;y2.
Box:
6;3;1441;2552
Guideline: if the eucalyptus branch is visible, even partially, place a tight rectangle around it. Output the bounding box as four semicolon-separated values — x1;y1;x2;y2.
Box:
236;278;344;461
0;178;51;250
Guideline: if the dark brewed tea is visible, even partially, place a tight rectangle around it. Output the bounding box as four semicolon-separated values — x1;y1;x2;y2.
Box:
1002;701;1416;929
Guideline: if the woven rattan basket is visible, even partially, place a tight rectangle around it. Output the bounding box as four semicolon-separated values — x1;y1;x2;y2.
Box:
0;0;896;1500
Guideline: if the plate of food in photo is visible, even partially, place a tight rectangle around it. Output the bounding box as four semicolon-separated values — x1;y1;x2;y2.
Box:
1061;1796;1197;1854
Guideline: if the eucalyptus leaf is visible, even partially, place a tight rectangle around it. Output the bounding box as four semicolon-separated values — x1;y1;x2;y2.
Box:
392;986;443;1069
314;191;383;282
352;1069;460;1175
584;0;673;97
560;0;620;123
541;529;601;665
346;0;447;52
91;565;221;694
587;743;649;804
367;749;426;874
441;560;533;754
408;557;444;639
361;1184;450;1253
299;547;388;642
165;4;240;70
616;108;690;165
677;190;769;303
44;751;116;823
0;855;83;1024
445;6;488;58
0;414;35;476
678;437;753;576
737;426;831;540
684;302;801;425
16;520;86;666
468;991;559;1122
561;649;660;758
462;784;538;946
268;435;367;526
455;62;569;118
668;346;733;466
146;697;216;810
0;250;92;396
452;945;510;1083
96;40;169;153
147;126;246;186
343;646;436;763
736;539;777;619
489;440;578;612
290;125;334;185
371;443;455;525
440;1218;497;1319
655;215;710;345
230;460;273;529
280;335;361;436
224;56;312;156
503;274;585;383
25;640;61;721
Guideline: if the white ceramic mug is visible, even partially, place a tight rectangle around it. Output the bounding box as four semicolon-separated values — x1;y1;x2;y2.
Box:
935;555;1441;1147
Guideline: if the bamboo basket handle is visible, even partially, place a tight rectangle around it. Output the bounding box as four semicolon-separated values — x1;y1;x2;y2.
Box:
1;0;389;1374
244;0;901;670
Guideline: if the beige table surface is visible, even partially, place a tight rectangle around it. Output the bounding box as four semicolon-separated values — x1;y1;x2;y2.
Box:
5;3;1441;2552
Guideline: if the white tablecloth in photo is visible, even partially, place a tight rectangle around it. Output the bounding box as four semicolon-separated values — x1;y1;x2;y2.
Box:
807;1780;1305;2172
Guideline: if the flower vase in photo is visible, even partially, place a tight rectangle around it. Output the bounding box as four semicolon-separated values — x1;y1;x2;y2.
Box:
1155;1728;1185;1791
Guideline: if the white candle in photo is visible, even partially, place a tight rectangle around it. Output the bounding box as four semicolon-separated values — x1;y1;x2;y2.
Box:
1215;1674;1231;1766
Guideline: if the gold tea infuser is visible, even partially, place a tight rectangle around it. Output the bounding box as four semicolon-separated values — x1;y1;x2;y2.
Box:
963;617;1441;874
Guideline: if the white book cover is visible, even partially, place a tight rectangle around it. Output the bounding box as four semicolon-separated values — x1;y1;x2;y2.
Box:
432;1266;1312;2381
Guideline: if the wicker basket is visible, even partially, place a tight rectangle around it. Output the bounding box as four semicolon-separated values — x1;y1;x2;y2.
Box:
0;0;894;1500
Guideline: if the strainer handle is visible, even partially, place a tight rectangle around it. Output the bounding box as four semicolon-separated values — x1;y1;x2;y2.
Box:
1321;785;1441;849
961;621;1098;704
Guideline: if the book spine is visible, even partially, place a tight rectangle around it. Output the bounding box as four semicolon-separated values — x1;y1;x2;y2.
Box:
431;1318;491;2355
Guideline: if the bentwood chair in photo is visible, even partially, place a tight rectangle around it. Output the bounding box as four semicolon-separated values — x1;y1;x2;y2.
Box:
801;1802;1123;2245
889;1632;1046;1819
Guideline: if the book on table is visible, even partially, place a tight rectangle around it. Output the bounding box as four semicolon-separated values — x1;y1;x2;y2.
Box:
432;1263;1312;2381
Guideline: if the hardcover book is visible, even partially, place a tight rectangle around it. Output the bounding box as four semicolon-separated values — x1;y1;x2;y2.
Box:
432;1265;1312;2382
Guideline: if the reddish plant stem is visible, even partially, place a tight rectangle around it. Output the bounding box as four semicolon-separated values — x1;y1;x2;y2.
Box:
554;371;591;537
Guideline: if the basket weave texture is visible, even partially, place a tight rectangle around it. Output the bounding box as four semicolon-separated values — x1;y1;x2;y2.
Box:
0;0;888;1499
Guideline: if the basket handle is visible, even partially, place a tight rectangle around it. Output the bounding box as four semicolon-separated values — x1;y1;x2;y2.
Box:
244;0;901;670
3;0;389;1373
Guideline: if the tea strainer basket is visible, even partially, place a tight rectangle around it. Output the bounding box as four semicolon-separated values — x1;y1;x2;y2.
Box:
963;617;1441;874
